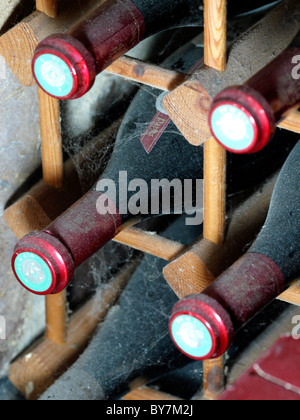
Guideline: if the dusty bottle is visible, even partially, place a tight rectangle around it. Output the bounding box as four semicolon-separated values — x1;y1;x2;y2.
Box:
38;216;203;400
169;141;300;361
209;31;300;154
11;40;298;296
32;0;279;100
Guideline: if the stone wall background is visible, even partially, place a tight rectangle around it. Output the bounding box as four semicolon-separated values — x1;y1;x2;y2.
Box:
0;0;45;377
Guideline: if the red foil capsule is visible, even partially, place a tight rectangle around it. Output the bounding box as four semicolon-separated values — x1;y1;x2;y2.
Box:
169;253;285;360
209;86;275;154
209;47;300;154
12;192;122;295
32;0;145;100
169;294;234;360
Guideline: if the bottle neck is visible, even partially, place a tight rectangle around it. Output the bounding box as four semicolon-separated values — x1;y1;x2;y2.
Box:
46;191;123;268
131;0;203;37
202;253;285;333
247;48;300;120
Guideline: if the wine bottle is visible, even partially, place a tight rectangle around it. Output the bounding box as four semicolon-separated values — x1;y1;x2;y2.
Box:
32;0;279;100
38;216;203;400
209;30;300;154
11;39;298;296
169;141;300;361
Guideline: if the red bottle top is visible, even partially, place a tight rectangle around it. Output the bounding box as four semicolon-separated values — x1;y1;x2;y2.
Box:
169;253;285;360
209;47;300;154
12;192;122;295
32;0;145;100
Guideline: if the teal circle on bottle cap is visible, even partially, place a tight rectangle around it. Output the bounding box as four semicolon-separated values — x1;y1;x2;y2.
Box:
34;53;74;98
211;104;256;151
171;314;213;359
14;252;53;293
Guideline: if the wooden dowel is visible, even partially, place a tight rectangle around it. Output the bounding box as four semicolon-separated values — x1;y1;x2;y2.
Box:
38;86;66;344
202;148;227;398
45;292;67;345
114;228;186;262
278;110;300;133
38;87;64;189
203;138;227;245
278;280;300;307
36;0;65;345
202;0;227;401
105;56;187;91
204;0;227;72
36;0;58;18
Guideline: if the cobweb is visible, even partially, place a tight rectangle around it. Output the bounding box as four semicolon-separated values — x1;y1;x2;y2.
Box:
58;10;270;310
42;7;293;399
59;26;202;310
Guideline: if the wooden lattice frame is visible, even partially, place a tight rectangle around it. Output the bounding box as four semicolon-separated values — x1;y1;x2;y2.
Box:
0;0;299;401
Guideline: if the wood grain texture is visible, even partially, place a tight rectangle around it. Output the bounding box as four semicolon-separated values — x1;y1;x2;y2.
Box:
45;292;67;345
204;0;227;72
106;56;187;91
278;280;300;307
0;22;38;86
36;0;58;18
203;138;227;245
163;0;300;145
202;0;228;400
114;228;186;262
278;110;300;134
38;87;64;189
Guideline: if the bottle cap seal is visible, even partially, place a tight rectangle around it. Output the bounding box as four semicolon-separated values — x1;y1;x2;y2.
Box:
209;87;276;154
169;295;234;360
12;232;74;295
32;34;96;100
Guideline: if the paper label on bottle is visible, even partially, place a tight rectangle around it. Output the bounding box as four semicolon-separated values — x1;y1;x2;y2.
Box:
139;111;171;154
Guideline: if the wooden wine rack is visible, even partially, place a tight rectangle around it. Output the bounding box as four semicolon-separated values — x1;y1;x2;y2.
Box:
1;0;300;401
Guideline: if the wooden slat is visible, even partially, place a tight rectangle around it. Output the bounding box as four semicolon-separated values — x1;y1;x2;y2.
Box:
38;87;64;189
202;0;227;401
106;56;187;91
114;228;186;262
203;138;227;246
36;0;58;18
278;280;300;307
204;0;227;72
278;111;300;134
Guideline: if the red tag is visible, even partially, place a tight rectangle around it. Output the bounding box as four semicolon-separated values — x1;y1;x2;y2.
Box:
140;111;171;154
